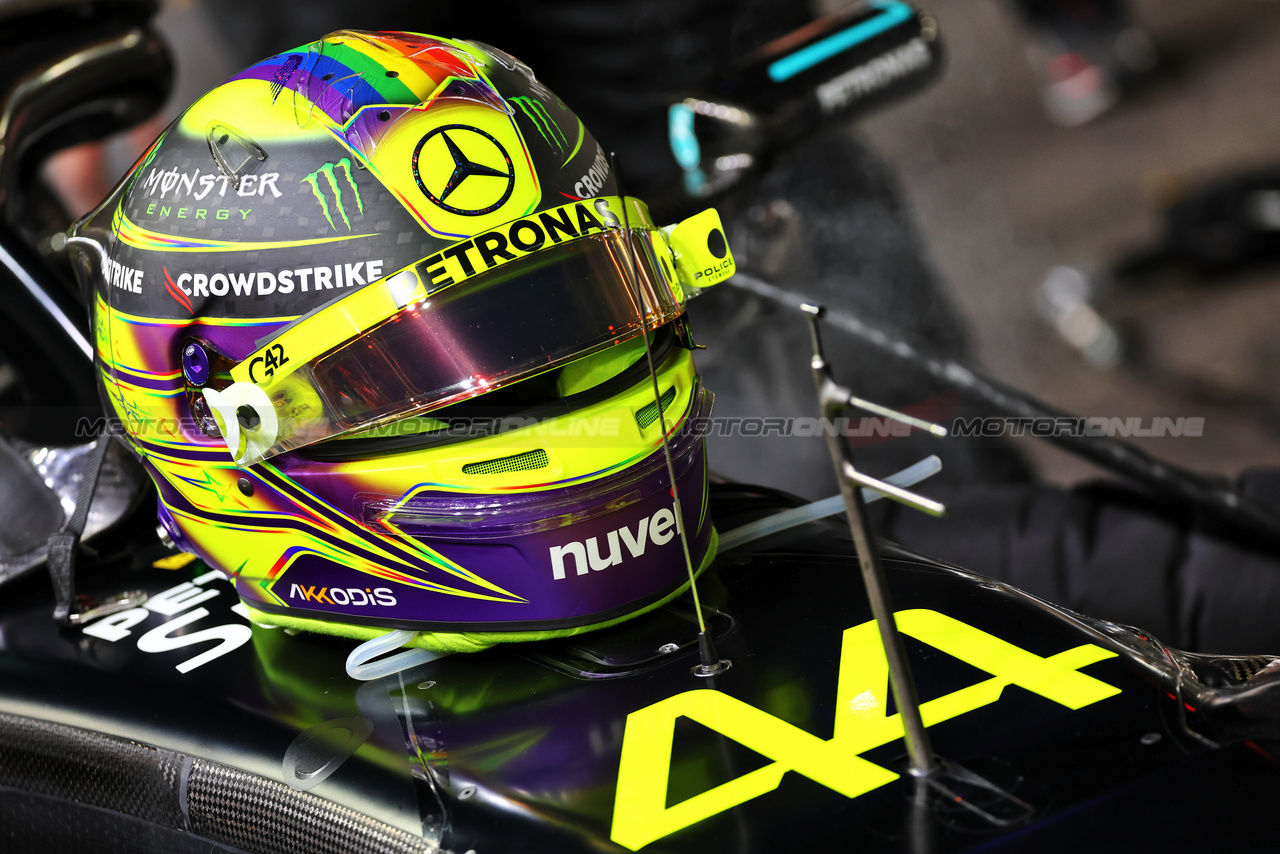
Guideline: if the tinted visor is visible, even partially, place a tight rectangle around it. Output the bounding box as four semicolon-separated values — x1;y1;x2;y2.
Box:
204;199;686;465
315;229;680;429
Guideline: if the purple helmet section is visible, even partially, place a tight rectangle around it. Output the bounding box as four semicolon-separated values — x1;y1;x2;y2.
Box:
240;439;710;628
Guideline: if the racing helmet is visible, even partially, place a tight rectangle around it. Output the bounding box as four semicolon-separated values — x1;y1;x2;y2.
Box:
67;31;735;652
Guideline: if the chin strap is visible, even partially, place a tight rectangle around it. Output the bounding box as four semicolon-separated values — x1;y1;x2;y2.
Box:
46;436;109;624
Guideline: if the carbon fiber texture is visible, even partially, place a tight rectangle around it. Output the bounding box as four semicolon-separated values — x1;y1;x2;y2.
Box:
188;760;434;854
0;787;249;854
0;711;185;826
0;712;435;854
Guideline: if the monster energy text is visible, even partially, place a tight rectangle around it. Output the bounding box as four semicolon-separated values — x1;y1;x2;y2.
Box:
139;166;282;201
511;96;566;152
301;159;365;230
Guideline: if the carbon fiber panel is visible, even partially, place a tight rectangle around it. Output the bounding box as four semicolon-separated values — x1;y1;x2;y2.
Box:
0;710;185;825
188;759;436;854
0;712;435;854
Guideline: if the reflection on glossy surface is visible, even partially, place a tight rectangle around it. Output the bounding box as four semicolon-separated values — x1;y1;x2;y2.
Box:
0;485;1278;852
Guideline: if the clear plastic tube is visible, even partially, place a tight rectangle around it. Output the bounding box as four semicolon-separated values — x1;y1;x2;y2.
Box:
345;629;448;680
717;455;942;553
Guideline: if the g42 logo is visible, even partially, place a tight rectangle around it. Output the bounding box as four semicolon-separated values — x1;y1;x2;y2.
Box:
610;609;1122;850
249;343;289;383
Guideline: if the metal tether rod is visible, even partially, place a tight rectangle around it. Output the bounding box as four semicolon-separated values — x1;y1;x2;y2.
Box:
805;304;935;777
611;165;724;676
733;271;1280;546
845;394;948;437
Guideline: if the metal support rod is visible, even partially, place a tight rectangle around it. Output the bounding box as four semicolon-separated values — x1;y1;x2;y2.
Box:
843;390;948;437
806;305;936;778
826;421;937;777
734;271;1280;545
841;461;946;517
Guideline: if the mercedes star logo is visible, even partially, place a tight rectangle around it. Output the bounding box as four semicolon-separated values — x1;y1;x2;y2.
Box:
412;125;516;216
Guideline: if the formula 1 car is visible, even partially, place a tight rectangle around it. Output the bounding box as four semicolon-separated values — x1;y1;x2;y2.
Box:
3;2;1280;853
8;473;1280;854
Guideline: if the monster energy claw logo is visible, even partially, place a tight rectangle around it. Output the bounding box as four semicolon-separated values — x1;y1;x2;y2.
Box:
300;158;364;230
511;96;565;152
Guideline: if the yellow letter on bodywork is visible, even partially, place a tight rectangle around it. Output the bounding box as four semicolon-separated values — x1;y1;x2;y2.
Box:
610;608;1120;850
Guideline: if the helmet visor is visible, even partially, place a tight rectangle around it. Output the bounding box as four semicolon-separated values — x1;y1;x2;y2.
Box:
204;197;687;465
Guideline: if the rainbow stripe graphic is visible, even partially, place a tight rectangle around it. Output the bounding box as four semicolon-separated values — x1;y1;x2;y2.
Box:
230;31;510;162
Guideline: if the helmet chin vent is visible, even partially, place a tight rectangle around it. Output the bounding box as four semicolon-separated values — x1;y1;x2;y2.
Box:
635;387;676;430
462;448;550;476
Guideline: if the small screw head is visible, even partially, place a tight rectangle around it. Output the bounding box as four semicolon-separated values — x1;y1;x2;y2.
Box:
692;659;732;678
1140;732;1162;746
418;680;436;690
237;477;254;496
458;785;477;800
657;643;680;655
181;342;210;386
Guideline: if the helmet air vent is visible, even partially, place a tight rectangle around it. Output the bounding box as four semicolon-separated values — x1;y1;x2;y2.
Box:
462;449;549;476
635;387;676;430
206;122;267;190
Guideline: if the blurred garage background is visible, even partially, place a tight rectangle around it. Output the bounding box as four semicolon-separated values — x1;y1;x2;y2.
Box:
53;0;1280;488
